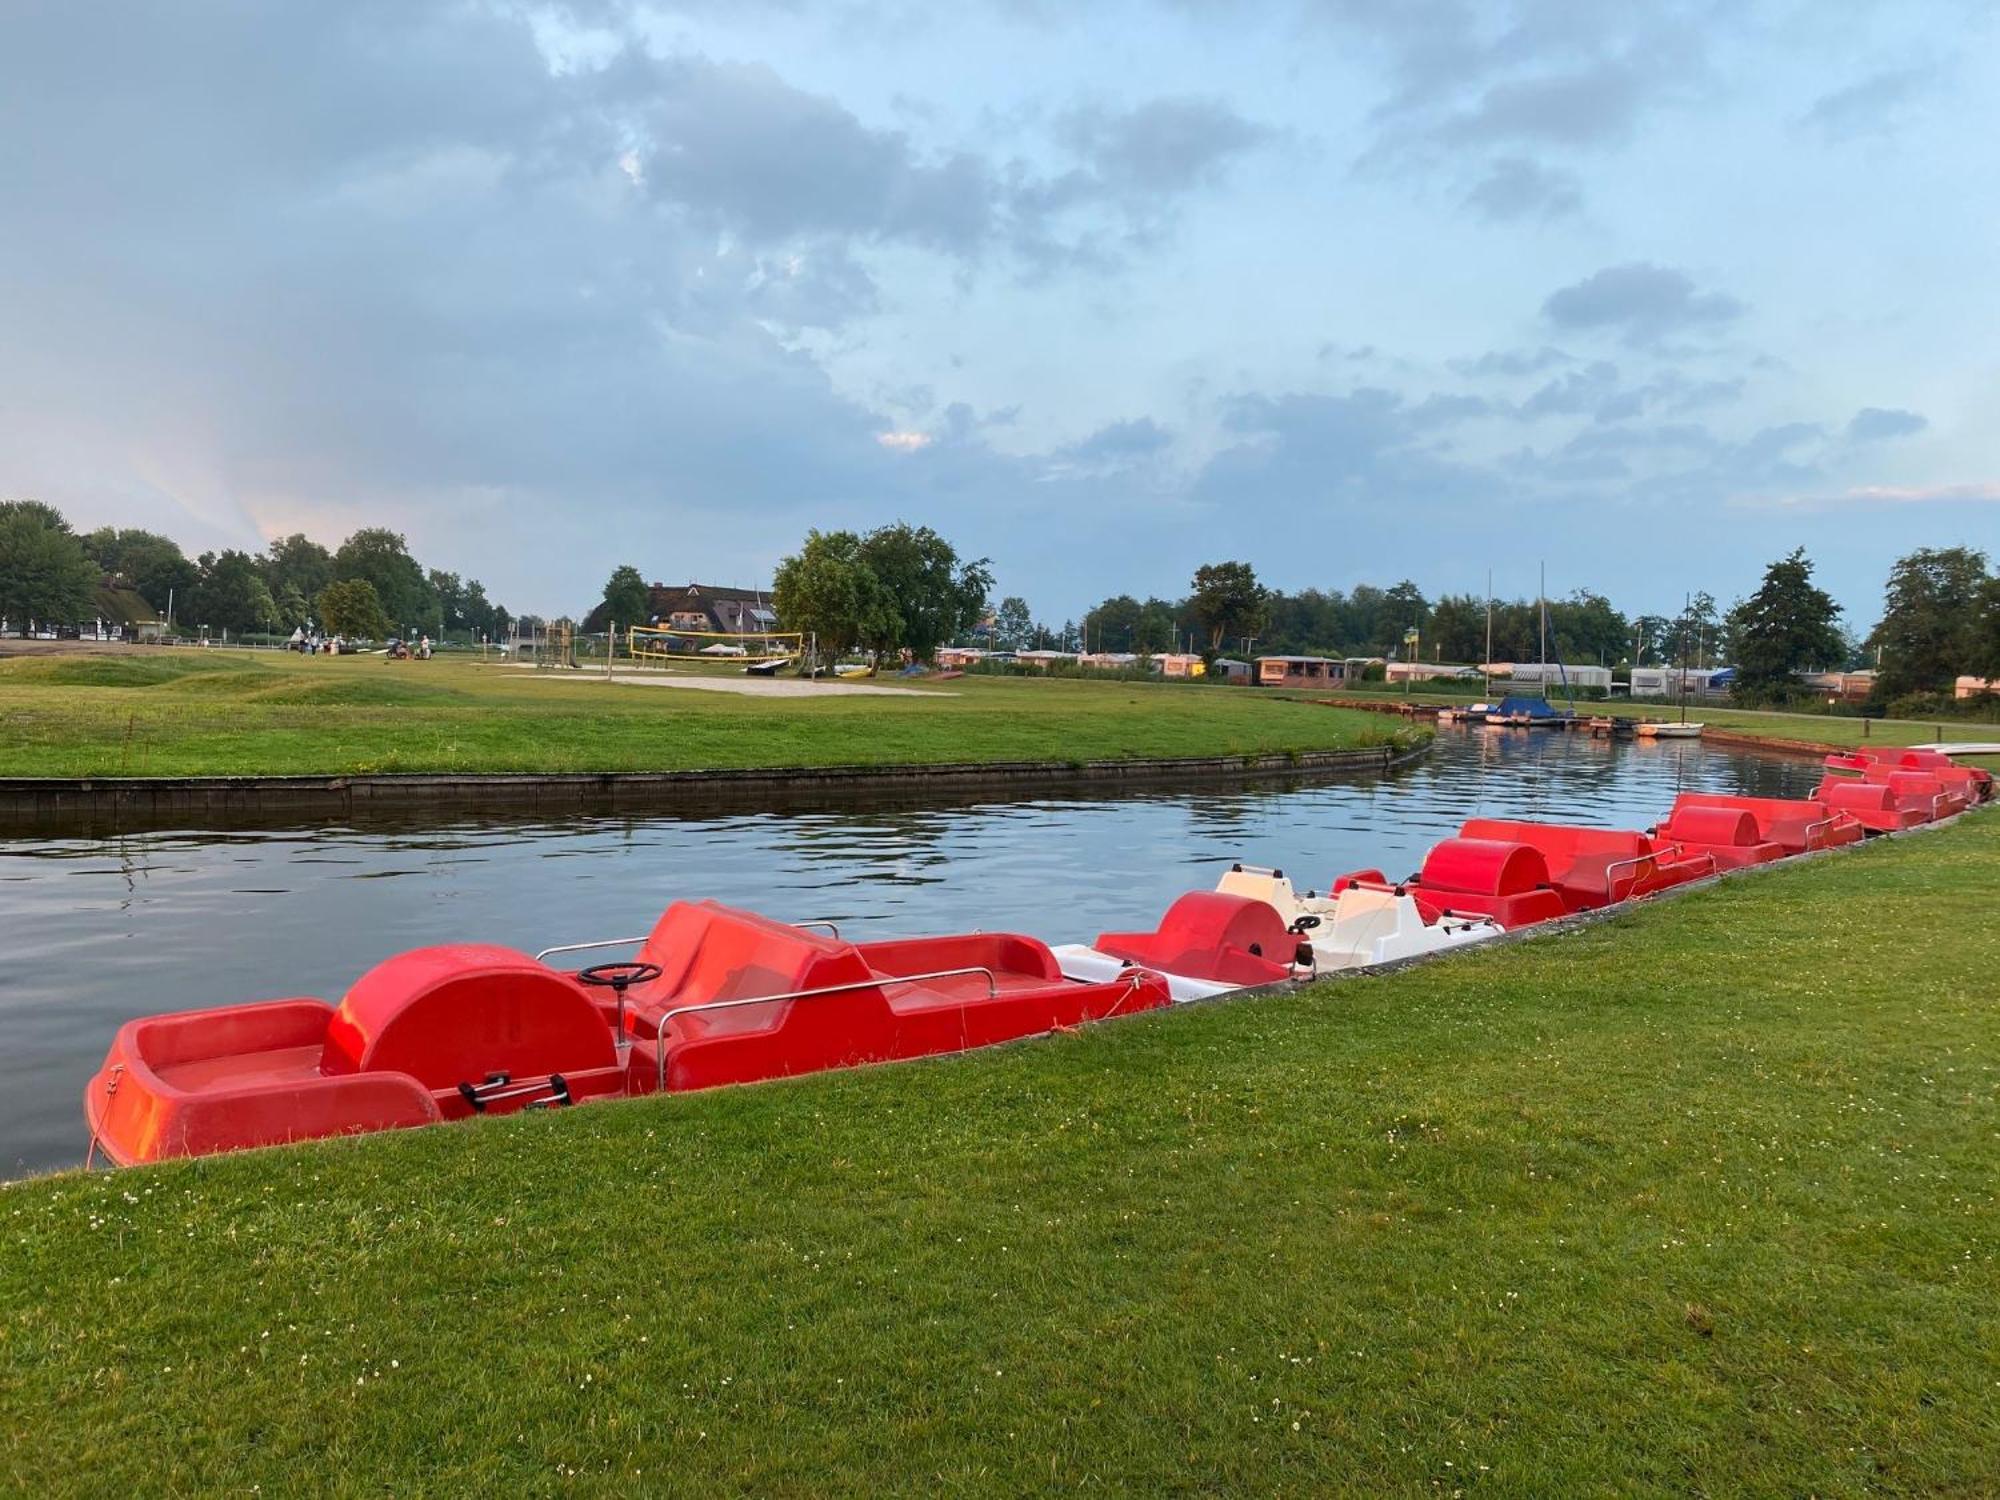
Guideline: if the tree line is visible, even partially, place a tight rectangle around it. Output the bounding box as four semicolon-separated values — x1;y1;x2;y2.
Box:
0;500;521;643
1016;547;2000;714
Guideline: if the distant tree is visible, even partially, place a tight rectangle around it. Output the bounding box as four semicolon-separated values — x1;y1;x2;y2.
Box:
1426;594;1485;663
461;579;496;638
491;604;513;639
1382;579;1430;652
1871;546;1991;698
1659;591;1721;667
427;570;465;636
333;528;432;631
1547;589;1629;666
1630;614;1674;666
0;500;97;632
1189;561;1268;652
1980;576;2000;681
993;595;1034;649
1057;619;1081;652
260;533;335;607
273;583;311;629
316;578;391;641
189;550;280;634
1083;594;1142;652
1133;597;1182;653
773;529;896;663
599;565;650;632
82;526;198;614
855;522;992;662
1724;548;1845;696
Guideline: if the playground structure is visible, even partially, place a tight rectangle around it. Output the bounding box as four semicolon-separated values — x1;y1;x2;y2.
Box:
625;624;804;668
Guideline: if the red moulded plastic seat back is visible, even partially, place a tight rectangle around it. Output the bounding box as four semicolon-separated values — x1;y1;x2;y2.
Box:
1096;890;1295;986
1423;836;1549;896
326;943;618;1089
1663;805;1759;848
1413;837;1569;928
1660;805;1783;870
1460;819;1653;907
634;901;875;1042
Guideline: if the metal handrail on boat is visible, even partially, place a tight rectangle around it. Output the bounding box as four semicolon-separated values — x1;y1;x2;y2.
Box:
534;936;650;963
1801;815;1840;851
535;918;842;965
649;966;1002;1091
1597;851;1659;900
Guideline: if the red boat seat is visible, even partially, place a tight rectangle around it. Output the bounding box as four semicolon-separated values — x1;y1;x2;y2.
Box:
1811;778;1927;832
85;1000;442;1167
1407;837;1569;928
1866;766;1969;816
629;900;1172;1091
1657;806;1784;870
1458;818;1707;910
1095;891;1296;987
1668;792;1861;854
328;944;619;1088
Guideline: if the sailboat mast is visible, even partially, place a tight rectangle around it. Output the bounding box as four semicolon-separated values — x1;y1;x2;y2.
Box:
1483;568;1493;698
1538;560;1547;674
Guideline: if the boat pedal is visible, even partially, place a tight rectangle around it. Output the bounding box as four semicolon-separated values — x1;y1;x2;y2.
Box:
456;1071;515;1113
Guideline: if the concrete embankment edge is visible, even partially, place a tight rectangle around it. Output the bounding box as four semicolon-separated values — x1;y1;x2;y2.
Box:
0;741;1430;828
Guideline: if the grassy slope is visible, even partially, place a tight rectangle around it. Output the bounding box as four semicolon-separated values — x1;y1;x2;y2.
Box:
0;652;1403;777
6;816;1998;1496
1315;685;2000;753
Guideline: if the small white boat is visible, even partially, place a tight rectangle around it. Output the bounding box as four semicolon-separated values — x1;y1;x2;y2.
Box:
1215;865;1502;970
1635;721;1704;739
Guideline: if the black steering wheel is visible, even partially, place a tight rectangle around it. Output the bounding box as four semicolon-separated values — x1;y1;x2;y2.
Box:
1288;914;1322;933
577;961;662;992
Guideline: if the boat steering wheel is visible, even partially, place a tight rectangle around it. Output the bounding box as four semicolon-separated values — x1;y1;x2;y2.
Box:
576;961;663;993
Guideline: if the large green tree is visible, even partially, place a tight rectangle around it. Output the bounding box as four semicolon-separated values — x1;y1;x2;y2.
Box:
1189;561;1268;652
189;550;281;634
82;527;198;614
599;565;650;631
333;528;433;631
260;533;335;607
316;578;391;641
0;500;97;633
772;529;896;663
1724;548;1845;696
855;523;992;663
1871;546;1990;698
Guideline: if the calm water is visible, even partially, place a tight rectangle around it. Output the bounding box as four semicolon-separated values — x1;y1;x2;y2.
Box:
1;729;1821;1176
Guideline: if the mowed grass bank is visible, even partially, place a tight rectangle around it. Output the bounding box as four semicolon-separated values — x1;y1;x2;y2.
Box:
7;817;1998;1495
0;651;1404;777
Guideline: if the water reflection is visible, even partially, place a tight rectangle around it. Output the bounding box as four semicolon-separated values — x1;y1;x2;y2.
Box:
0;729;1820;1175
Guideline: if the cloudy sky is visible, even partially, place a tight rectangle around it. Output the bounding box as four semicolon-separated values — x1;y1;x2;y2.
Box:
4;1;1996;626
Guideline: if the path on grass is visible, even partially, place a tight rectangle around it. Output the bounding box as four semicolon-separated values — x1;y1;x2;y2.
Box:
504;664;950;698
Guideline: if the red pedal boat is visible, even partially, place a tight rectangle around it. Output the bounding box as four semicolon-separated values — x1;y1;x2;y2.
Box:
85;903;1170;1166
1651;805;1784;871
1456;818;1714;912
1665;792;1862;855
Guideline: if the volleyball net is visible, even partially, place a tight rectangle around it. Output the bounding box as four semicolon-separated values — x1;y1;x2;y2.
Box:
625;625;804;665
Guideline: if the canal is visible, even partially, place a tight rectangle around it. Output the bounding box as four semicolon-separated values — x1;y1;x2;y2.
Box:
2;729;1823;1175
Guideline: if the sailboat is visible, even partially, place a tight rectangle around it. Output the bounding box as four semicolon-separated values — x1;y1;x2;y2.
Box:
1636;597;1705;739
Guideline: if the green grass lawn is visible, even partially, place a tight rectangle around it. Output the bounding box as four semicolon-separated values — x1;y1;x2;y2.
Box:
1319;684;2000;754
6;814;1997;1495
0;650;1405;777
